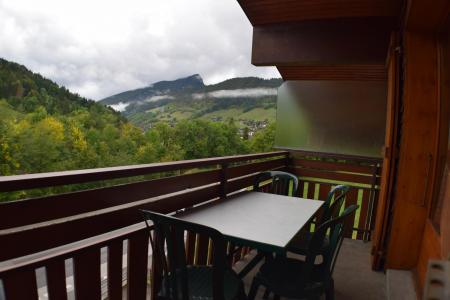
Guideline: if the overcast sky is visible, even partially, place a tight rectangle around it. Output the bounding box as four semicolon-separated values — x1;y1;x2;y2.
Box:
0;0;280;100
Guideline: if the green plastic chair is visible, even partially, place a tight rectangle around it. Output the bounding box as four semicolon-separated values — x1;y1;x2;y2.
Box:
248;205;359;300
287;185;351;256
253;171;299;196
141;210;246;300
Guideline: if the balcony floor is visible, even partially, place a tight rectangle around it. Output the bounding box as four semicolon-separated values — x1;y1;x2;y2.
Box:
236;239;386;300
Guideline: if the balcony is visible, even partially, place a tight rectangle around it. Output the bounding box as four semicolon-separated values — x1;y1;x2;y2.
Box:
0;150;382;299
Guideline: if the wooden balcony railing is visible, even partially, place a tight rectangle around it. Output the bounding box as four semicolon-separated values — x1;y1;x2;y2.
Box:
0;150;381;299
287;150;382;241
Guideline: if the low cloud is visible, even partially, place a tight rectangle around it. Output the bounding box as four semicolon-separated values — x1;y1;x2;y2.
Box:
109;102;130;112
193;88;277;99
145;95;175;102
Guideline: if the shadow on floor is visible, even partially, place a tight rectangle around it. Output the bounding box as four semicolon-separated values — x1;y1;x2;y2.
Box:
235;239;386;300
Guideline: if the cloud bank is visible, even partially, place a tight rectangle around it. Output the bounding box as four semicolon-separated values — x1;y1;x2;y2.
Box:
109;102;130;112
193;88;277;99
0;0;280;100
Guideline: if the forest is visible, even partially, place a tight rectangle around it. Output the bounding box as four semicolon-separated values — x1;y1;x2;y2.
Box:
0;59;276;201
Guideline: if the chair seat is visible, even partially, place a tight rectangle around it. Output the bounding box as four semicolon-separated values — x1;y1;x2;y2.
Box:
159;265;244;300
287;231;330;255
256;257;327;299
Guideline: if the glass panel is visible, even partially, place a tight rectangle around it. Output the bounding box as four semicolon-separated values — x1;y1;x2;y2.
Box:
275;80;387;157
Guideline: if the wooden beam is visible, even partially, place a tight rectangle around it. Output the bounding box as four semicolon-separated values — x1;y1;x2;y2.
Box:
252;18;393;66
405;0;450;32
238;0;401;26
277;65;387;81
385;31;439;269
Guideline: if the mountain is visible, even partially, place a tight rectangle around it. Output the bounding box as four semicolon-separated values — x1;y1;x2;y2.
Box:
0;58;124;123
100;74;283;130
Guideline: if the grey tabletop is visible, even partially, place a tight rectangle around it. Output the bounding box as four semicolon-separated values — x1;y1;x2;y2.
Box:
176;192;324;253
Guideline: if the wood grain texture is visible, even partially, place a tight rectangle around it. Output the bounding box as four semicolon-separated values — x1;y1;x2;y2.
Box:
277;65;387;81
0;169;221;229
406;0;450;32
0;151;288;192
46;260;68;300
357;190;371;240
289;167;378;185
127;231;149;300
0;185;221;261
238;0;401;25
371;32;401;270
73;249;101;300
252;18;393;66
292;158;377;175
415;220;441;292
2;268;38;300
385;31;440;269
343;188;359;238
107;240;123;300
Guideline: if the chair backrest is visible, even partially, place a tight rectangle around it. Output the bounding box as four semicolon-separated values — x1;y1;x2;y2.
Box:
141;210;227;300
301;205;359;285
318;185;350;225
253;171;299;196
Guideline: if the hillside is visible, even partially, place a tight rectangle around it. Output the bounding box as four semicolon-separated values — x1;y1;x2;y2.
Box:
0;58;132;176
101;74;283;130
0;58;124;121
0;59;276;183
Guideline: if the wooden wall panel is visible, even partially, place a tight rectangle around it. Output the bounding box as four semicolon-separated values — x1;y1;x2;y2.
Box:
406;0;450;32
441;166;450;258
415;220;441;291
252;19;392;67
371;32;400;270
385;31;440;269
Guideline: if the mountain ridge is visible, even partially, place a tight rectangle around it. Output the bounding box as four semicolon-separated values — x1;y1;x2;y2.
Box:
100;74;283;130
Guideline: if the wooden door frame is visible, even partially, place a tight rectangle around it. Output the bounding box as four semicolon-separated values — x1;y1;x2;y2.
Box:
371;32;401;270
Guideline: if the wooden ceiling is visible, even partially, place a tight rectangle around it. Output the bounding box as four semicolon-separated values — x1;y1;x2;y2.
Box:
237;0;402;81
238;0;402;26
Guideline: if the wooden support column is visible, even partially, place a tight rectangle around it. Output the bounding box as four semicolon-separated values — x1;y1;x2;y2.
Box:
385;31;440;269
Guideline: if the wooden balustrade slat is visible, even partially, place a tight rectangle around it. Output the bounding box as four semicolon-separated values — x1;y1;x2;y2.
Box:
357;189;371;240
2;268;38;300
196;234;209;265
292;159;378;174
318;183;332;201
0;185;220;261
0;151;288;192
307;182;316;199
297;181;305;197
207;239;214;266
127;231;149;300
343;188;359;238
0;169;221;230
107;240;123;300
150;232;163;300
0;151;383;300
368;189;380;241
73;249;101;300
46;260;68;300
185;231;196;264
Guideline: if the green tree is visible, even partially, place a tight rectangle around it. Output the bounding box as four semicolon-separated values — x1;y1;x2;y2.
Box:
249;123;276;153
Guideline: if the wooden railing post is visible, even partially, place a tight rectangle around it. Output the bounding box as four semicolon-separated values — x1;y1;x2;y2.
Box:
366;163;381;241
285;152;293;170
220;163;228;199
